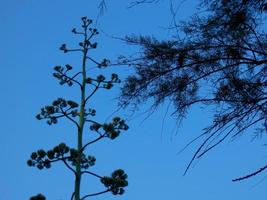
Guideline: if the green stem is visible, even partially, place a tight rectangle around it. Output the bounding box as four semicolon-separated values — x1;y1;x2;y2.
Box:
74;36;88;200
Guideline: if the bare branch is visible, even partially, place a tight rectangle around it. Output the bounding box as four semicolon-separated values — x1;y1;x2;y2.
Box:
81;190;110;200
81;135;105;152
82;170;103;179
84;83;100;105
61;155;76;175
60;107;80;129
70;192;75;200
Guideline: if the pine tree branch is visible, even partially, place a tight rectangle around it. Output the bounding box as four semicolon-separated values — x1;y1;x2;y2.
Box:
233;164;267;182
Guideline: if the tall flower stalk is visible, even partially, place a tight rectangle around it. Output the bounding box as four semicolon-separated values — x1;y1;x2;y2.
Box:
27;17;129;200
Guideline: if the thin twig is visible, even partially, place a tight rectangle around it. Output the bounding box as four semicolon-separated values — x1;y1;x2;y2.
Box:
61;155;76;175
82;170;103;179
60;108;80;128
81;135;105;152
80;190;110;200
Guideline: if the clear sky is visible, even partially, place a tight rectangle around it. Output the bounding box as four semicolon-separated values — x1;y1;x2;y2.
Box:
1;0;266;200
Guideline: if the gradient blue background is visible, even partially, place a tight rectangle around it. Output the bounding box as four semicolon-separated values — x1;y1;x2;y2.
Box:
1;0;266;199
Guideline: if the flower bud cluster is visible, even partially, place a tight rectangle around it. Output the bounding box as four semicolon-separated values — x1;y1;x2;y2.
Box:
88;108;96;116
59;44;68;53
36;98;79;125
86;73;121;90
98;58;110;68
59;18;99;57
53;64;74;86
27;143;96;170
79;40;98;49
90;117;129;139
29;194;46;200
68;149;96;169
101;169;128;195
81;16;93;29
27;149;52;170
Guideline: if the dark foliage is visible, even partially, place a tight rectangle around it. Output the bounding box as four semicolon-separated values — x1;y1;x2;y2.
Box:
101;169;128;195
120;0;267;180
29;194;46;200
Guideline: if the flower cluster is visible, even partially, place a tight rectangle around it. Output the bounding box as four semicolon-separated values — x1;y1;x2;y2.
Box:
68;149;96;169
90;117;129;139
29;194;46;200
101;169;128;195
86;73;121;90
53;64;74;86
27;143;96;170
81;16;93;29
59;18;99;55
36;98;79;125
98;58;110;68
88;108;96;116
59;43;68;53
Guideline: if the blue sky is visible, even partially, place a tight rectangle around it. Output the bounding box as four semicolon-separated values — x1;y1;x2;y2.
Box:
1;0;266;199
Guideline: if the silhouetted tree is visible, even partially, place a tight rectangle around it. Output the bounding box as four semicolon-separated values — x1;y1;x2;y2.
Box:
27;17;129;200
119;0;267;181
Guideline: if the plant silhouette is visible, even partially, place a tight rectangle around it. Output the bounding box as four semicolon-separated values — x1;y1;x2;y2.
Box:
27;17;129;200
